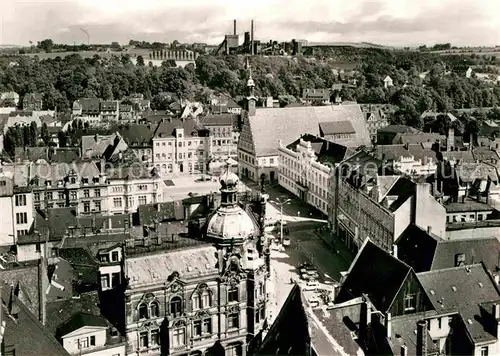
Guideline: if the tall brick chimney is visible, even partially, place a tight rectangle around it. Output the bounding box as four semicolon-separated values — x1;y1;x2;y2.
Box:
417;320;428;356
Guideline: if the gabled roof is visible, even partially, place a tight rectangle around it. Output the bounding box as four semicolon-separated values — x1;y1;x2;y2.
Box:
417;264;500;343
417;264;500;314
57;312;108;338
2;283;69;356
284;134;349;167
375;144;437;164
393;133;444;145
319;120;355;135
257;284;311;355
431;238;500;272
396;224;442;273
153;118;208;138
138;201;185;225
336;239;412;313
114;124;155;146
199;114;238;126
247;104;371;156
374;175;400;202
126;245;219;288
378;125;422;134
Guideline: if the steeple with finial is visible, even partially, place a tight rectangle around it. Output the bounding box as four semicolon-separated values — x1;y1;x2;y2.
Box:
245;56;257;116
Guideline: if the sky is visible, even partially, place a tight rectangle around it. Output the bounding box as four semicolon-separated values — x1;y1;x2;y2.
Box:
1;0;500;47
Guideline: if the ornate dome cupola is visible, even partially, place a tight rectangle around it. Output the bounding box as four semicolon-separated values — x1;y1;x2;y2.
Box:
206;161;257;245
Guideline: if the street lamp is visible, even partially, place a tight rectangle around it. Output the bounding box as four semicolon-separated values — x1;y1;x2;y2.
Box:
270;197;291;244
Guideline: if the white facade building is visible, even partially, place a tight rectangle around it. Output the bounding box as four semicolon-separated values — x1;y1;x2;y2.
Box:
278;135;349;216
152;119;210;177
0;175;34;245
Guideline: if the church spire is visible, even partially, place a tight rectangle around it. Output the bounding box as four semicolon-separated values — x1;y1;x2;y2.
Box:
245;56;256;116
246;57;255;98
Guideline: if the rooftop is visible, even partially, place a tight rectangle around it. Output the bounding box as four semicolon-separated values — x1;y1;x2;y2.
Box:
319;120;356;135
125;243;218;288
2;283;69;356
443;198;493;213
247;104;371;156
284;133;350;167
336;239;412;313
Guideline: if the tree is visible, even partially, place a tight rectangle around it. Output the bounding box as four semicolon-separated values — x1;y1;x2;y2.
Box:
41;123;51;145
136;55;145;66
37;39;54;53
58;131;68;147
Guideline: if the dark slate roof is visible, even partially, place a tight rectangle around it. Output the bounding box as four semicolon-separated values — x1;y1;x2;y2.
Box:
378;125;422;134
114;123;155;146
396;225;441;273
443;198;493;213
285;134;349;167
0;261;44;317
46;292;102;336
319;120;356;135
417;264;500;343
199;114;238;126
257;284;311;355
430;238;500;272
393;133;445;145
14;146;49;162
1;283;69;356
375;144;437;164
138;201;185;225
311;301;365;356
336;240;412;313
50;148;80;164
57;312;108;337
417;264;500;313
153;118;209;138
389;313;440;356
58;248;98;267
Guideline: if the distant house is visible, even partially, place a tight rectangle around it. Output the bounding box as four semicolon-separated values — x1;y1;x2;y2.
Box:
383;75;394;88
22;93;43;111
301;88;331;105
466;67;473;78
318;120;356;141
0;91;20;106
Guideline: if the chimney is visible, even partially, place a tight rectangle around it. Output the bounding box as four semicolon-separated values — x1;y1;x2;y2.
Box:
427;226;432;234
108;217;113;230
416;320;428;356
401;345;408;356
233;19;237;36
38;258;47;325
386;312;392;338
94;134;99;142
359;297;371;345
404;142;409;150
493;303;500;320
251;20;254;55
392;244;398;259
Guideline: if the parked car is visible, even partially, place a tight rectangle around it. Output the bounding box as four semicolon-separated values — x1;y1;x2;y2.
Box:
303;280;320;291
308;295;321;307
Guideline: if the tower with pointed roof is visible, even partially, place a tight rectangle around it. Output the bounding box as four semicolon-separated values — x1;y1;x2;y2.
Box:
245;57;257;117
204;160;269;349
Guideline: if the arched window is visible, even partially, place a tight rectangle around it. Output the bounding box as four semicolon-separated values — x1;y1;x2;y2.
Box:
201;291;211;308
170;296;182;317
150;301;160;318
192;293;200;310
138;303;148;320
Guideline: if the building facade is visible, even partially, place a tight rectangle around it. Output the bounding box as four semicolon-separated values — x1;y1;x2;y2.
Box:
152;119;210;177
0;175;34;245
123;170;269;355
278;135;348;216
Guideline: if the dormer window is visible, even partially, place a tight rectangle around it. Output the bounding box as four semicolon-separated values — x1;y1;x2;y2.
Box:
46;180;52;187
455;253;466;267
70;177;76;184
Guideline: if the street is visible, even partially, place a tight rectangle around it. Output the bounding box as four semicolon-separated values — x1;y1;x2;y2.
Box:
248;180;354;329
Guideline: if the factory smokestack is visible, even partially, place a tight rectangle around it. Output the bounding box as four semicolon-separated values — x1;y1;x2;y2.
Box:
251;20;254;55
234;19;236;36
